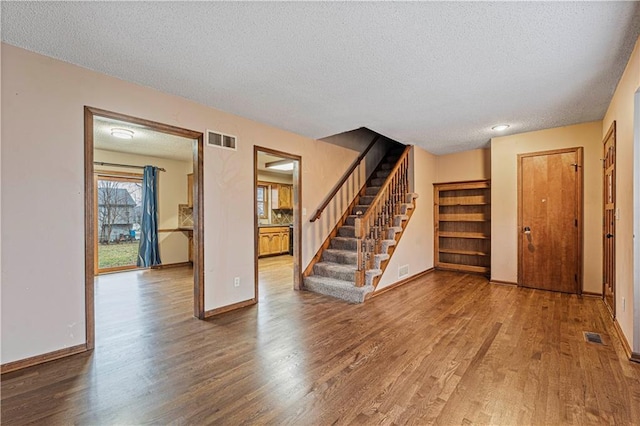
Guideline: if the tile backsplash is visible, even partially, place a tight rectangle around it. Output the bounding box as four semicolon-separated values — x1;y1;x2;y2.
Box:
271;209;293;225
178;204;194;228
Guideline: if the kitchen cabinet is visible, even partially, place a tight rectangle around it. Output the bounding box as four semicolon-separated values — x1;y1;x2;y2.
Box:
265;183;293;210
187;173;194;207
276;184;293;209
258;226;290;257
271;184;293;209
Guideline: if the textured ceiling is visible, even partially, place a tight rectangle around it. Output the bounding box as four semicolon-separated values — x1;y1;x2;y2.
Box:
3;2;640;154
94;116;193;162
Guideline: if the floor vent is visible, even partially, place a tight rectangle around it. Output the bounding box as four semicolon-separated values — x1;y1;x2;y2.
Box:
584;332;604;345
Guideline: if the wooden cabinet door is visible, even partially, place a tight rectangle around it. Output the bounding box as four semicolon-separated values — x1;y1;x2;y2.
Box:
280;229;290;253
259;233;271;256
279;185;292;209
269;233;282;254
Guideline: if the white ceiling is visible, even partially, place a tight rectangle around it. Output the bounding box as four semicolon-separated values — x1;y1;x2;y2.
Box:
94;116;193;162
3;2;639;155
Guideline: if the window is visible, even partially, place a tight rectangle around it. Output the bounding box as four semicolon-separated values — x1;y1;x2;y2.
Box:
257;184;268;219
95;172;143;272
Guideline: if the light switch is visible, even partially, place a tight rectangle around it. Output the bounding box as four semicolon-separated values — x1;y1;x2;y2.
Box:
302;208;307;216
615;207;620;220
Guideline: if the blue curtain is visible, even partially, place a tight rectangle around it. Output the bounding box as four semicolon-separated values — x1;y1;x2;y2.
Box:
137;166;161;267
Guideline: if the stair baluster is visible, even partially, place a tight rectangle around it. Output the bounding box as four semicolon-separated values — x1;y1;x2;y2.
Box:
354;146;412;287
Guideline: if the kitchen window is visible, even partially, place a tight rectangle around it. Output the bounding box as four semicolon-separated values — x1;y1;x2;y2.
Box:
257;184;268;219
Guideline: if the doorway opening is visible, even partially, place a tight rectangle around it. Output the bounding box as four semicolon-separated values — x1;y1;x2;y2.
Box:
254;147;302;299
84;107;205;350
517;147;584;294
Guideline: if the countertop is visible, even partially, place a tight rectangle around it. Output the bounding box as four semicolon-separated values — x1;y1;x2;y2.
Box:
258;224;292;228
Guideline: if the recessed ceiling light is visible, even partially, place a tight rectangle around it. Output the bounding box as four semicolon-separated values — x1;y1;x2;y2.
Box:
111;128;134;139
266;160;294;171
491;124;510;131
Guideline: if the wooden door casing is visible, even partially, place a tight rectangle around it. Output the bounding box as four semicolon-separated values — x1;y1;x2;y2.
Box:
603;122;616;317
518;148;583;294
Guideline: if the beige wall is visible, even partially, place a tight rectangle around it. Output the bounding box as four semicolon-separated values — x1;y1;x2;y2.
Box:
602;36;640;351
1;44;428;364
377;146;437;289
490;121;603;294
436;148;490;183
94;149;192;265
0;44;351;363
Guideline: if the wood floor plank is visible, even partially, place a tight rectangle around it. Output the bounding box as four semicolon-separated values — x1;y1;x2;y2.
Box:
2;258;640;425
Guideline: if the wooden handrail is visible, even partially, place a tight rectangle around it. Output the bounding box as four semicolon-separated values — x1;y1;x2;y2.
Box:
309;135;381;222
353;145;412;286
356;145;412;226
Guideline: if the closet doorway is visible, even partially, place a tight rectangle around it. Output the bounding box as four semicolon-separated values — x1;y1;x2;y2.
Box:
517;147;583;294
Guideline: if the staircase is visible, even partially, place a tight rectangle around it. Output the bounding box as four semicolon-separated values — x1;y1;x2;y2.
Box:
304;145;418;303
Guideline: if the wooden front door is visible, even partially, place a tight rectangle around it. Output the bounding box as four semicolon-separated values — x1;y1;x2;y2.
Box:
518;148;583;293
603;122;616;317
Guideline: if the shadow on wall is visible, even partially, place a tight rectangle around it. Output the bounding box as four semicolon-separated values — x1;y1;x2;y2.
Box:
482;148;491;179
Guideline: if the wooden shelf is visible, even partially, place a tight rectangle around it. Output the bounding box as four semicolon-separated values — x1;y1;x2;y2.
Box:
436;262;490;274
439;214;488;222
439;202;490;206
434;180;491;275
438;248;489;256
439;231;490;239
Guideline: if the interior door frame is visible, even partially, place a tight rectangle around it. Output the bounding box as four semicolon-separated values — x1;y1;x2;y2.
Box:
253;146;303;297
84;107;205;350
602;121;616;318
517;147;584;294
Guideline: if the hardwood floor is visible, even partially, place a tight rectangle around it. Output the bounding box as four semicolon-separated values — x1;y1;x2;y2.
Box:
2;262;640;424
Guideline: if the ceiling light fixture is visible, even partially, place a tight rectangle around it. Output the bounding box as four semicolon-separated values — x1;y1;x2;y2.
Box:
111;128;134;139
491;124;510;131
266;159;294;171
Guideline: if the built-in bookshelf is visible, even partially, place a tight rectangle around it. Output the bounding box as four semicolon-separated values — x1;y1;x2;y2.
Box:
434;179;491;275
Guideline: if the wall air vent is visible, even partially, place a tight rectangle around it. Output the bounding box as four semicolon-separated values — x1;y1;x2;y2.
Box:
398;264;409;279
206;130;237;151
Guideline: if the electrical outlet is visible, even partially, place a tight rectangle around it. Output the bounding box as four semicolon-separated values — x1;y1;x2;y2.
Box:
234;277;240;287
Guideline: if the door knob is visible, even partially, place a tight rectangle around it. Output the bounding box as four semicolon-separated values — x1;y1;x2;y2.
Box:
606;233;614;239
523;226;531;234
